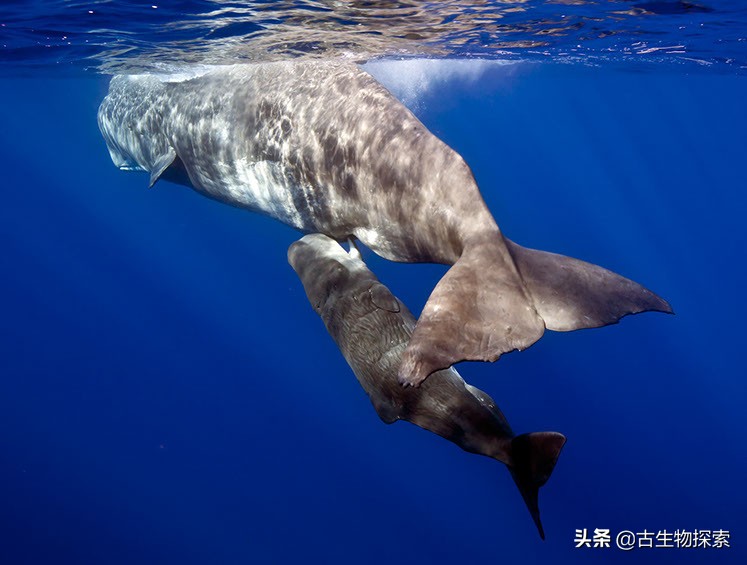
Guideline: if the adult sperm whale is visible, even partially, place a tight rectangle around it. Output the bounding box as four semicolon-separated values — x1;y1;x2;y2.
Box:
98;60;672;386
288;233;566;539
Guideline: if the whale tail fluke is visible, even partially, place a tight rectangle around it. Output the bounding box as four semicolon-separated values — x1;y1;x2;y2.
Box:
509;431;567;540
504;239;673;332
398;232;547;387
398;232;672;387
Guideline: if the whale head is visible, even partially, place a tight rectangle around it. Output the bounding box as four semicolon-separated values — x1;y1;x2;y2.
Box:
288;234;378;315
97;75;176;184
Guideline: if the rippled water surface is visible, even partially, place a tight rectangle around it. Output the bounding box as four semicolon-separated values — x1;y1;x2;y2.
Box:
1;0;746;73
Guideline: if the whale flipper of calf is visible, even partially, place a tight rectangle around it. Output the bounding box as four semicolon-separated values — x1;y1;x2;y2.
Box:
98;61;673;386
288;233;566;539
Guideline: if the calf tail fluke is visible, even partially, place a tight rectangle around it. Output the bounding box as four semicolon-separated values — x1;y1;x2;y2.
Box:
509;432;567;540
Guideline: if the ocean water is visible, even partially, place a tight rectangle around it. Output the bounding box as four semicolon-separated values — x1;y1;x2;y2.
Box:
1;2;746;564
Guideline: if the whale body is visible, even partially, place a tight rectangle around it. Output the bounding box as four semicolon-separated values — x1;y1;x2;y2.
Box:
288;233;566;539
98;60;672;385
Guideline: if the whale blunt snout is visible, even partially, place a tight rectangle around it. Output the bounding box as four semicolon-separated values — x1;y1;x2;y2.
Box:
288;234;343;272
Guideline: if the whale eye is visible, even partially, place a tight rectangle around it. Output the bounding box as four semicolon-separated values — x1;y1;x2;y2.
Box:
318;263;346;299
369;283;400;313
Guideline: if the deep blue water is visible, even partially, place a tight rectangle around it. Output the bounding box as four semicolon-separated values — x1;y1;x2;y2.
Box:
1;3;747;565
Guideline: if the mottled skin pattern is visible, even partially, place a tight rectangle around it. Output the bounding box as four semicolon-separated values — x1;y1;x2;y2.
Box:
98;61;672;387
288;234;566;539
98;62;483;259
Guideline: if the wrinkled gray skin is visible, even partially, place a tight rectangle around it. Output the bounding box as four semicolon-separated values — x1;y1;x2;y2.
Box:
98;61;672;386
288;233;566;539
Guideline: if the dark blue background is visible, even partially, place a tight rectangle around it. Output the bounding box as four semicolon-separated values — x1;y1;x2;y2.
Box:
0;62;745;563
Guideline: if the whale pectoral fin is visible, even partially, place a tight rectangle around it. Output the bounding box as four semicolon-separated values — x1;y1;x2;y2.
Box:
398;234;546;387
369;283;401;313
504;239;673;331
148;147;177;188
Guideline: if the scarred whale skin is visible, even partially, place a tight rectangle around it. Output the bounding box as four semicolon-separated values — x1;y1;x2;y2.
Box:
288;233;566;539
98;61;672;386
